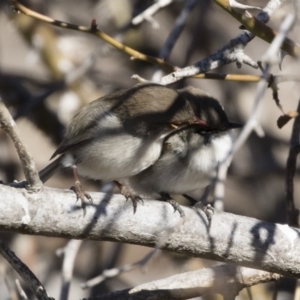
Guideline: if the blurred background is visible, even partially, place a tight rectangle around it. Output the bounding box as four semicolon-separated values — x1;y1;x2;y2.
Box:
0;0;299;299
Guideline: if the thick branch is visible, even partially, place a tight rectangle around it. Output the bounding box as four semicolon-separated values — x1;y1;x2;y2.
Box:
1;184;300;278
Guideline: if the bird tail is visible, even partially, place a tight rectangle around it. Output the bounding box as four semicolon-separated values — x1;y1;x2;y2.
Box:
39;157;62;183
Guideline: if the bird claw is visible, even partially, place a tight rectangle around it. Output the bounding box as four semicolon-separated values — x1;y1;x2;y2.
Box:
160;193;185;218
193;202;214;223
165;199;185;218
70;180;93;212
119;185;143;214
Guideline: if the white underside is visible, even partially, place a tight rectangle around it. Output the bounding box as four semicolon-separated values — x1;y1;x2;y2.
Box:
127;132;233;196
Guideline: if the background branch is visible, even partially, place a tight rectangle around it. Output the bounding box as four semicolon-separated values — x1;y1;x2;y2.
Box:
0;100;42;190
87;264;280;300
285;100;300;227
0;239;53;300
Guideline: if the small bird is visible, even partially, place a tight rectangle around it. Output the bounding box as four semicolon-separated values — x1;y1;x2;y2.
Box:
126;86;241;216
39;83;206;209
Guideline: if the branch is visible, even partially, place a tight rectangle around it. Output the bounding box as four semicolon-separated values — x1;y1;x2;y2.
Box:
285;100;300;227
0;100;42;190
84;265;280;300
1;184;300;278
132;0;173;28
81;249;157;289
57;240;82;300
7;0;289;84
160;0;297;85
8;0;174;73
0;239;53;300
213;0;299;58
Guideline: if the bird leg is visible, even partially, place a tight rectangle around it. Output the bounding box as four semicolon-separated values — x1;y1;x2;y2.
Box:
114;181;143;214
160;193;185;218
70;165;93;211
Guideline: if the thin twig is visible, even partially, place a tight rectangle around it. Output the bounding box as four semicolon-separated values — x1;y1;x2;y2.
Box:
152;0;197;81
0;239;53;300
8;0;174;73
57;240;82;300
132;0;173;27
0;262;23;300
81;249;157;289
160;0;197;60
15;280;29;300
285;100;300;227
0;99;42;190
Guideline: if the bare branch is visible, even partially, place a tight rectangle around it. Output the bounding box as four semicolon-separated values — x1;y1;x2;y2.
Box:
215;0;299;57
81;249;157;289
8;0;174;73
7;0;299;84
0;100;42;190
0;239;53;300
85;264;280;300
160;0;297;85
152;0;197;82
132;0;173;28
57;240;82;300
285;100;300;227
0;262;26;300
1;184;300;278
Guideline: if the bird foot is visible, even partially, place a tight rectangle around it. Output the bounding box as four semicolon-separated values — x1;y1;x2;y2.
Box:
70;180;93;212
160;193;185;218
118;185;143;214
194;202;214;223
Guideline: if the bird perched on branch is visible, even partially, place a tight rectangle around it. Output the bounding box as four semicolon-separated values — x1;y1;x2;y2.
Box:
39;83;241;217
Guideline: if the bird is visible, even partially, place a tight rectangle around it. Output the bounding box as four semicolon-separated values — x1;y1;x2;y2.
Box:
126;86;241;217
39;83;206;209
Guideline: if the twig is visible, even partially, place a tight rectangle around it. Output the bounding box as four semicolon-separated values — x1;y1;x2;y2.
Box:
152;0;197;81
0;262;24;300
214;67;270;211
0;239;53;300
56;240;82;300
0;99;42;190
15;280;29;300
285;100;300;227
160;0;294;85
84;265;280;300
214;9;297;212
132;0;173;27
81;249;157;289
214;0;299;58
8;0;174;73
160;0;197;60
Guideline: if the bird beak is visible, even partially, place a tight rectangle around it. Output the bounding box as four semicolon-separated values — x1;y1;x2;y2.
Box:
228;122;243;129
